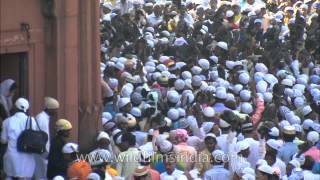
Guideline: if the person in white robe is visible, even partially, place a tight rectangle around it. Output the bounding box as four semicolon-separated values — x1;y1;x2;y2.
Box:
1;98;36;179
33;97;59;180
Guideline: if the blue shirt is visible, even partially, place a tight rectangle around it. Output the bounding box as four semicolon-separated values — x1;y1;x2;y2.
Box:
278;142;298;164
204;165;230;180
103;102;116;117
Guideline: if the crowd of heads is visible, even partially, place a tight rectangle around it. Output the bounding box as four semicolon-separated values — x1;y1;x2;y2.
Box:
97;0;320;179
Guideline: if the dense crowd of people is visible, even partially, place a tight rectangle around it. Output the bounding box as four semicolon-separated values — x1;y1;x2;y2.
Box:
0;0;320;179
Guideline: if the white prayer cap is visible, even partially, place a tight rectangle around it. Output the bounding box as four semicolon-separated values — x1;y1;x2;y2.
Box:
293;124;302;133
97;131;110;141
283;125;296;135
269;127;279;137
256;159;267;166
121;84;133;98
159;56;169;63
285;6;294;12
115;62;125;71
161;71;171;78
289;159;300;168
289;115;301;125
102;112;112;121
263;92;273;103
254;19;263;24
158;140;173;153
206;86;216;93
294;97;304;108
286;75;296;83
216;41;228;50
240;89;251;102
256;81;268;93
191;66;202;75
226;10;234;18
174;79;185;91
266;139;281;151
201;122;214;134
209;70;219;81
219;119;231;128
216;88;227;99
118;98;131;108
254;72;265;83
103;2;113;10
248;11;256;17
203;107;215;118
284;88;294;98
209;56;219;63
255;63;268;73
200;81;208;91
184;79;192;89
293;84;306;93
303;119;314;130
182;71;192;80
279;120;290;129
174;37;188;47
44;97;60;109
183;92;194;104
108;78;118;89
212;150;225;161
226;61;235;70
281;79;293;87
152;72;161;81
176;62;186;69
307;131;319;144
62;143;79;154
233;84;243;94
239;73;250;85
15;98;29;112
198;59;210;70
279;106;290;117
131;92;143;105
226;93;235;101
167;108;180;121
87;173;100;180
302;105;312;116
178;108;186;117
167;90;180;103
300;4;308;9
236;141;250;152
53;176;65;180
258;164;274;175
192;75;202;87
241;102;253;114
156;64;167;72
264;73;278;85
130;107;141;117
242;174;255;180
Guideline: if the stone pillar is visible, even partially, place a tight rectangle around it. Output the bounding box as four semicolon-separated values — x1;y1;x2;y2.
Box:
48;0;101;150
77;0;102;152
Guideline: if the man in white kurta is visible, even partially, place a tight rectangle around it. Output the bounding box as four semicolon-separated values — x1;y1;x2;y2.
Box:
33;97;59;180
1;98;36;179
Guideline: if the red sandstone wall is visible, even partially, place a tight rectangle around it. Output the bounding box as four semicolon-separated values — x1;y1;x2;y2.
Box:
0;0;101;150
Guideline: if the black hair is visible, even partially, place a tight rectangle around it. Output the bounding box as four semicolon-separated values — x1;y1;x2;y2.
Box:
265;151;277;163
301;156;315;170
121;132;136;146
204;136;217;143
283;133;295;142
9;82;17;92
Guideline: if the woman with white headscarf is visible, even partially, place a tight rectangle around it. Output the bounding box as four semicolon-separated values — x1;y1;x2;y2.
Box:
0;79;17;120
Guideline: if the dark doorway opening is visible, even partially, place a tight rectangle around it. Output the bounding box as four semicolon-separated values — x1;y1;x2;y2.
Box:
0;52;28;100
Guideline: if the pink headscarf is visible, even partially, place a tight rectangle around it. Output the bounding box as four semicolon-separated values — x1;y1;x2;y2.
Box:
175;129;189;143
